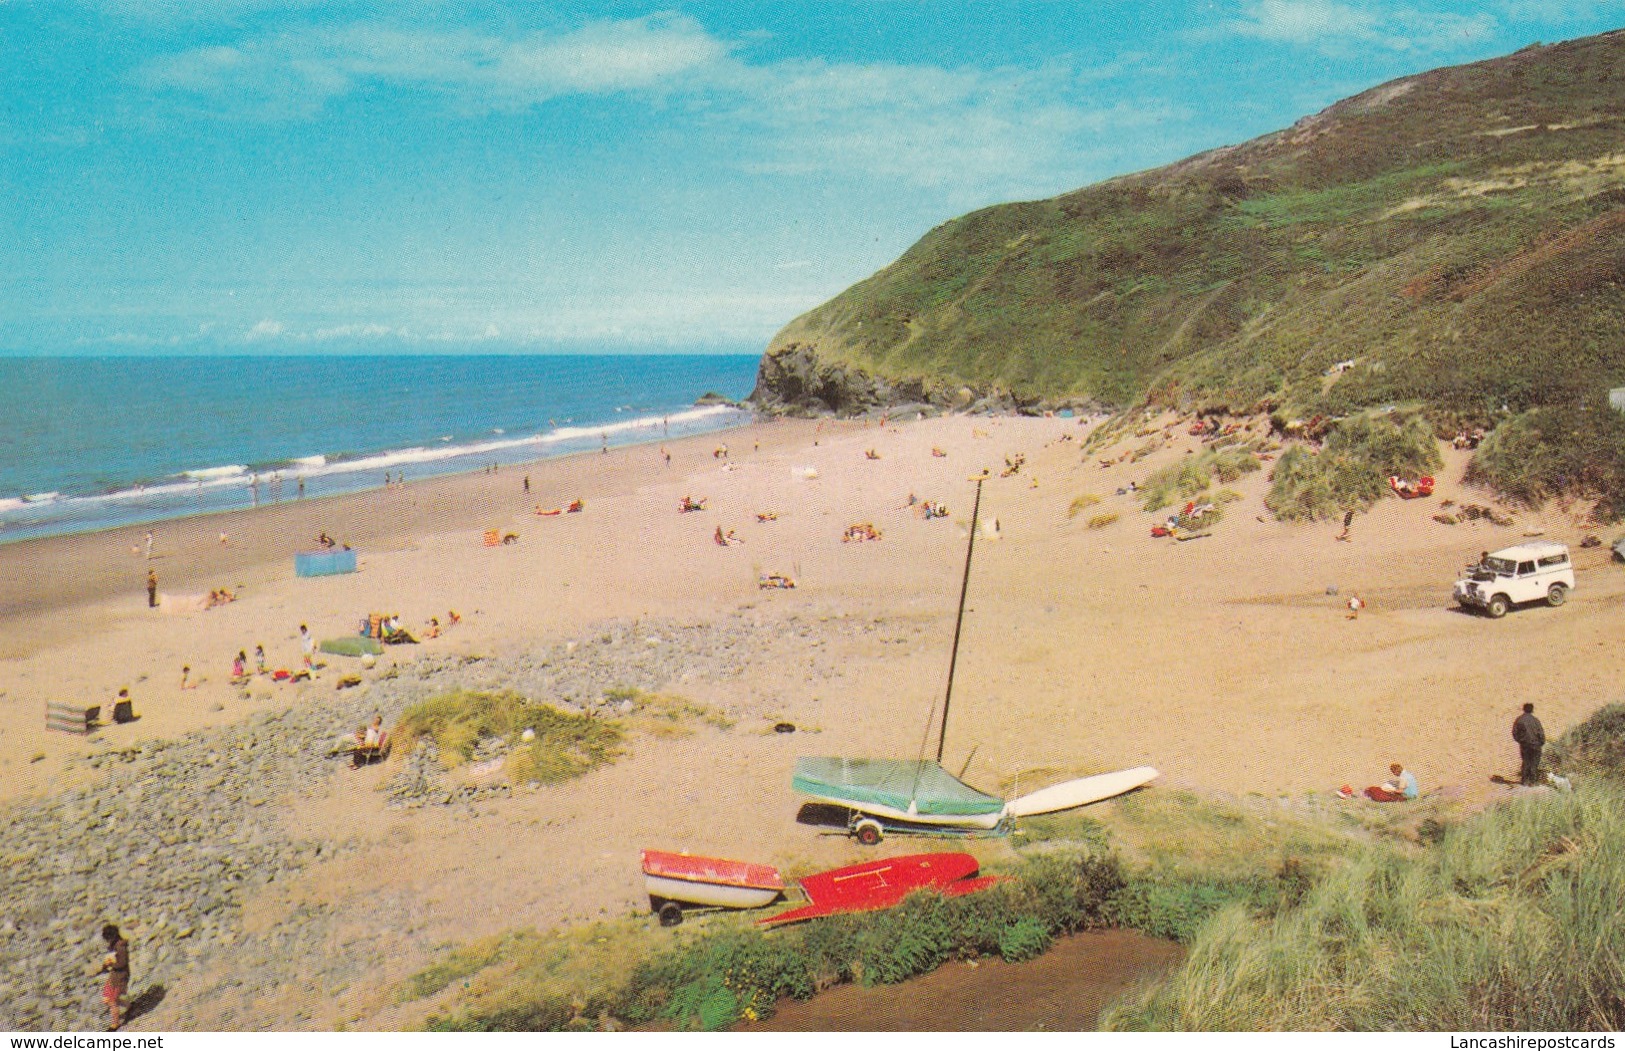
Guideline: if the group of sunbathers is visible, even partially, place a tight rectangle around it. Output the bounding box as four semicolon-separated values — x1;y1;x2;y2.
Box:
206;588;237;608
714;526;744;546
679;495;707;513
758;573;796;589
842;523;882;543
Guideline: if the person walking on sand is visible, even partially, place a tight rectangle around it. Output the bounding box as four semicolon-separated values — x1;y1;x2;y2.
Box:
1346;594;1365;620
299;623;315;671
1338;509;1354;541
1513;702;1545;786
143;531;153;560
97;924;129;1031
145;569;157;609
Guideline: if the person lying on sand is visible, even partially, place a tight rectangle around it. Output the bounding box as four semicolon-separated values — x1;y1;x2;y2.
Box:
679;496;706;512
932;447;946;458
758;573;796;589
756;511;778;522
865;449;881;460
842;523;881;543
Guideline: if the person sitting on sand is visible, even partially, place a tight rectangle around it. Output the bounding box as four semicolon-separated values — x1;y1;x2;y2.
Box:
448;610;461;626
680;495;706;512
352;716;386;768
931;447;946;458
425;617;441;639
865;449;881;460
181;665;197;690
231;650;248;684
1357;763;1418;802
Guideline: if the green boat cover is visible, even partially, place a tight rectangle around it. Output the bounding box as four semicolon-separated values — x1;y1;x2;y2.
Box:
792;757;1006;817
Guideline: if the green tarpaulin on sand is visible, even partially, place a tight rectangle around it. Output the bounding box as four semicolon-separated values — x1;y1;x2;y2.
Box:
792;757;1006;817
320;636;384;657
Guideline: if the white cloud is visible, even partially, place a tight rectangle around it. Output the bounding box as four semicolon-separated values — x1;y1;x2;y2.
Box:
131;15;1171;203
243;318;284;340
137;14;728;117
1227;0;1499;52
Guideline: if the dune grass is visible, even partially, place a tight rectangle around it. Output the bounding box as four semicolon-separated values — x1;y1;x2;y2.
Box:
1102;785;1625;1030
1068;493;1102;517
1087;511;1119;529
395;689;623;785
1140;447;1260;512
1265;411;1441;520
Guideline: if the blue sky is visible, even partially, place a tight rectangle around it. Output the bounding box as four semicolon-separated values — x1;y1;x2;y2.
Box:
1;1;1619;353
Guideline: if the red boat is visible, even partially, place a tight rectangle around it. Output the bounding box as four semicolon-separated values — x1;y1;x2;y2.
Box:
642;849;784;920
759;852;1002;927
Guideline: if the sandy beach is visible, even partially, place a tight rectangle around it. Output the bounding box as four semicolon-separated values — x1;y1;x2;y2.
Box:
4;408;1623;1030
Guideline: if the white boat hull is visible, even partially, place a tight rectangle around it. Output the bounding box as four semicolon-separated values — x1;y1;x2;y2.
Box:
799;791;1008;830
1006;766;1159;818
644;874;782;909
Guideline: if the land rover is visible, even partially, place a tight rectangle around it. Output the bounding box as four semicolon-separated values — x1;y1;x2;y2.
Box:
1453;542;1574;618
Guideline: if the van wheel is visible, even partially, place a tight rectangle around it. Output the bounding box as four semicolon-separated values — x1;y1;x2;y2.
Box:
1487;595;1510;618
1547;583;1568;607
854;820;884;846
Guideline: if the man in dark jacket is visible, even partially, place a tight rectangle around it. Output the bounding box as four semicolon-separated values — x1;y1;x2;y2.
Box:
1513;703;1545;786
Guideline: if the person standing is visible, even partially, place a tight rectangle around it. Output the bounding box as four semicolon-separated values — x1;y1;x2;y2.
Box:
1513;703;1545;786
98;924;130;1031
145;569;157;609
143;531;153;560
299;623;316;671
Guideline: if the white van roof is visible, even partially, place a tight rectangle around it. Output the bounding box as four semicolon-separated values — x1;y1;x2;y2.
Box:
1489;542;1568;561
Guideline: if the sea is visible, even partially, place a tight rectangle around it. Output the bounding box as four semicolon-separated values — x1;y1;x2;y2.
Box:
0;353;761;545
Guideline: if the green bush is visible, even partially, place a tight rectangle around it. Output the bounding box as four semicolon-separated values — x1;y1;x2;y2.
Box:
1550;703;1625;780
1105;876;1268;943
1469;403;1625;518
1265;411;1441;520
998;917;1053;962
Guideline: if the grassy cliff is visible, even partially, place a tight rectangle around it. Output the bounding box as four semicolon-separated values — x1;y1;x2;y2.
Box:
753;30;1625;507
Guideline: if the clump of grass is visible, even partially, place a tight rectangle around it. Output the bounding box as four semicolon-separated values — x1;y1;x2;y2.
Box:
1264;411;1440;520
1140;447;1260;511
1215;488;1243;503
1549;703;1625;780
1103;783;1625;1031
396;689;623;785
621;690;735;737
1087;511;1119;529
1067;493;1102;517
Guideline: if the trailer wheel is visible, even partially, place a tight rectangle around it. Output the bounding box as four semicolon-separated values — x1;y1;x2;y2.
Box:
855;820;884;846
657;901;684;927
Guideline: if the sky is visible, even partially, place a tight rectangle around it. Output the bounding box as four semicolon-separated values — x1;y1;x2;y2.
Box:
1;1;1620;354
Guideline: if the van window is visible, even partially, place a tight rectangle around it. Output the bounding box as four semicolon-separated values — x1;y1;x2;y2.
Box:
1517;561;1536;575
1537;554;1569;568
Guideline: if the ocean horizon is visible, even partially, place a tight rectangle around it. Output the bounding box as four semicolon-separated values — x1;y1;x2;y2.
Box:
0;353;760;544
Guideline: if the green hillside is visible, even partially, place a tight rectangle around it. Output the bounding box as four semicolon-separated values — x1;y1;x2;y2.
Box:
752;30;1625;508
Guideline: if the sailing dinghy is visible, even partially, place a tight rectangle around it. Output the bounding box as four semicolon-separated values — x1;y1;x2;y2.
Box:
793;474;1157;844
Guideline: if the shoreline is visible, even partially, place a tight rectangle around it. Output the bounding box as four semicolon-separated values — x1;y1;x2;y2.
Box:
0;412;788;642
0;403;754;549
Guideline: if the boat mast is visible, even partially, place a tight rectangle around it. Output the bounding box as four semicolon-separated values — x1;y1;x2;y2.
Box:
938;473;985;763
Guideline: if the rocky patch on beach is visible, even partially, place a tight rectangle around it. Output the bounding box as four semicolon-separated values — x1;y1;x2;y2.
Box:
2;607;898;1030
